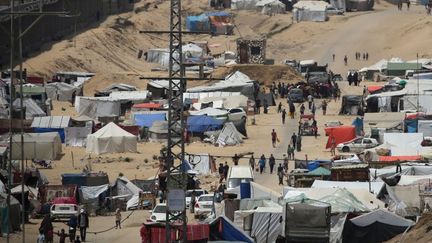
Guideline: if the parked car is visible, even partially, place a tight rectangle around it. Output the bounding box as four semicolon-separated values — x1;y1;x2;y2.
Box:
332;74;343;81
288;88;304;103
194;194;214;217
148;203;180;222
50;204;78;221
326;7;344;15
283;59;298;68
185;189;208;208
325;120;343;127
227;108;247;122
336;137;379;153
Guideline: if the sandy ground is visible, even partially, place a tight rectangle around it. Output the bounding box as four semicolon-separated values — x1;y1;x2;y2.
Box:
7;1;432;242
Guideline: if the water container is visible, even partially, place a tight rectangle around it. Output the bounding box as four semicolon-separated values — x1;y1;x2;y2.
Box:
240;181;251;199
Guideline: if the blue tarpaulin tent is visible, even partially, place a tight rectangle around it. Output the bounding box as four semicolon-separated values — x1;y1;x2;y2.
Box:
405;119;418;133
209;216;254;243
186;14;210;32
187;115;224;133
134;113;165;127
33;128;65;143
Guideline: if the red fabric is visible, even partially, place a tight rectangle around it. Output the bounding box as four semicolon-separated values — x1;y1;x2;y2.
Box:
52;197;77;205
27;76;44;84
379;155;422;162
133;103;162;109
405;112;426;120
325;126;356;149
367;85;383;93
145;223;209;241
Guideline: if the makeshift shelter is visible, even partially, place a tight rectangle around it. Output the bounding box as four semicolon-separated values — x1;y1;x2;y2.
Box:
363;112;405;137
257;92;276;106
324;126;356;149
186;14;211;32
418;120;432;137
386;62;423;77
339;95;363;115
240;206;283;243
10;132;62;160
147;80;180;99
75;96;121;119
12;98;45;119
187;115;224;133
64;126;92;147
145;48;171;67
293;1;329;22
346;0;374;11
236;37;267;64
318;188;371;213
96;83;136;95
45;82;81;101
86;122;137;154
208;11;234;35
133;113;166;128
209;215;254;242
365;90;406;112
79;184;109;213
61;173;109;188
109;90;149;102
231;0;260;9
197;95;249;110
312;180;385;196
189;107;229;118
216;122;243;146
343;209;414;243
31;116;71;143
256;0;286;15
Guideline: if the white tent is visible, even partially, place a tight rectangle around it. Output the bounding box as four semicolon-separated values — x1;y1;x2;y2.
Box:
86;122;137;154
383;133;423;156
31;116;70;128
311;179;385;195
75;96;121;119
10;132;62;160
145;48;171;67
256;0;285;15
13;98;45;119
216;122;243;146
64;126;92;147
189;107;229;117
293;1;329;22
183;43;203;58
45;82;81;101
231;0;260;9
350;209;414;227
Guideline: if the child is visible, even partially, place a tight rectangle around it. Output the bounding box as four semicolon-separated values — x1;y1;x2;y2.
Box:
37;229;45;243
46;229;54;243
74;236;81;243
115;208;122;229
56;229;69;243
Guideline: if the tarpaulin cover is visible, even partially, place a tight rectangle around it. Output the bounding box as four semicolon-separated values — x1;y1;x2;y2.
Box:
325;126;356;149
318;188;370;213
186;14;210;32
80;184;109;200
216;122;244;146
134;113;166;127
34;127;65;143
132;103;162;109
209;215;254;242
405;119;418;133
250;207;283;243
65;126;92;147
367;85;383;93
187;115;224;133
379;155;422;162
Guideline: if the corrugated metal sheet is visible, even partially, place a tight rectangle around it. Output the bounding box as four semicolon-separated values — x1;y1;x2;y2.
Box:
31;116;70;128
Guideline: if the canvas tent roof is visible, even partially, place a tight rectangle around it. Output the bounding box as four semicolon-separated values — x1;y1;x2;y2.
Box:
183;92;242;100
383;133;423;156
397;174;432;186
99;83;136;93
198;95;249;109
75;96;121;118
209;215;254;243
31;116;70;128
109;90;149;101
148;80;180;90
216;122;243;146
318;188;371;213
9;132;62;160
359;59;388;73
86;122;137;154
350;209;414;227
133;113;166;127
187;115;224;133
363;112;405;130
311;179;385;195
13;98;45;119
45;82;80;101
189;107;229;116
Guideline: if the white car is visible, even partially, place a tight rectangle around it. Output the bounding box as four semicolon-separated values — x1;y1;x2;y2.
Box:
227;108;247;122
149;203;170;222
185;189;208;208
336;137;379;153
194;194;214;217
50;204;78;221
324;120;343;127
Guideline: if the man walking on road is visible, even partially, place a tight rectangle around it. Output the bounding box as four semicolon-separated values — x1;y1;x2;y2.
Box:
271;129;279;148
282;109;286;124
307;94;313;109
249;155;255;171
269;154;276;174
277;164;285;185
344;55;348;65
259;155;266;174
322;100;328;115
291;133;297;150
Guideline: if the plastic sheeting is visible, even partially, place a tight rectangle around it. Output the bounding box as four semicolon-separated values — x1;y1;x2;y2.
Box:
12;98;45;119
45;82;80;101
187;115;224;133
250;207;283;243
318;188;371;213
350;209;414;227
80;184;108;200
75;97;121;119
216;122;243;146
64;126;92;147
134;113;166;128
383;133;423;156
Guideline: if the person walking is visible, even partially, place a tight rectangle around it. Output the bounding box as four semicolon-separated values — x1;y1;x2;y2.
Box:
249;155;255;171
289;103;295;119
366;52;369;61
311;102;316;116
344;55;348;65
296;135;302;152
259;155;266;174
78;209;89;242
282;109;287;124
287;145;293;160
307;94;313;109
277;164;285;185
271;129;279;148
67;214;78;242
115;208;122;229
283;154;289;171
332;54;335;61
233;153;240;166
312;119;318;138
330;136;337;156
291;133;297;150
322;100;328;115
300;103;305;116
407;1;410;10
190;190;196;213
218;163;224;183
269;154;276;174
278;102;282;113
39;214;53;243
56;229;69;243
223;162;229;180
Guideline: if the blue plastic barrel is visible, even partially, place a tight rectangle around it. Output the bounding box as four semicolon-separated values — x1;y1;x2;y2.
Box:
240;181;251;199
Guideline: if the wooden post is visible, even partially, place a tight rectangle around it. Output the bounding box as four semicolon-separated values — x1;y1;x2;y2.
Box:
71;151;74;169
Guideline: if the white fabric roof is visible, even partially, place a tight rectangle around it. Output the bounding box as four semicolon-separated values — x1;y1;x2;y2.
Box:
359;59;388;73
256;0;284;7
383;133;423;156
148;80;180;90
189;107;229;116
216;122;243;147
183;92;242;100
293;1;329;10
397;175;432;185
350;209;414;227
365;89;407;100
187;71;253;92
12;98;45;119
31;116;70;128
109;91;149;101
86;122;137;154
311;180;385;195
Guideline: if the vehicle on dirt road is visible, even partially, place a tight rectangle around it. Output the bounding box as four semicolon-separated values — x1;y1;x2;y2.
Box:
336;137;379;153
